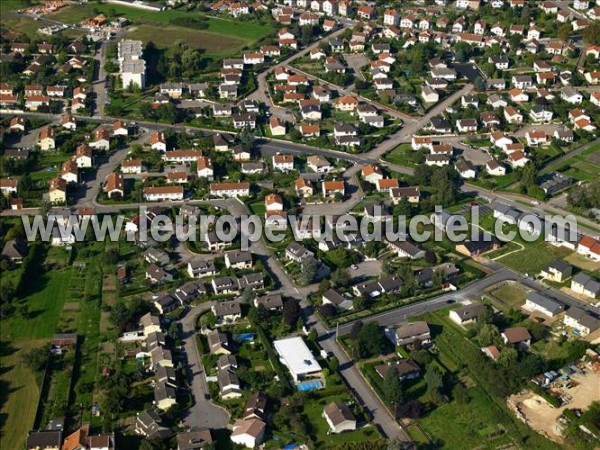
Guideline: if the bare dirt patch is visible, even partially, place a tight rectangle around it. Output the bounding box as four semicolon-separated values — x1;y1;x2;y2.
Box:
103;274;117;292
63;302;81;311
508;370;600;443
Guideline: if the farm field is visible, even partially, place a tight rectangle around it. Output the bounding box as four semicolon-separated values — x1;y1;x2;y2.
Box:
49;4;275;56
127;25;245;56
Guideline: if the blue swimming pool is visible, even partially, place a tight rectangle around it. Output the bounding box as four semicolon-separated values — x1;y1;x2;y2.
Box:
233;333;255;342
297;380;323;392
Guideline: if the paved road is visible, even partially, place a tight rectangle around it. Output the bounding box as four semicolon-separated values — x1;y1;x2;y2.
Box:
179;302;231;429
367;84;475;161
77;130;150;207
246;26;349;110
463;184;600;235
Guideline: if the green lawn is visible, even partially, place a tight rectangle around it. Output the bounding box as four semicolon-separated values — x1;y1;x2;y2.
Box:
302;393;382;448
0;0;30;14
476;216;572;275
248;202;266;216
487;282;530;312
0;339;45;450
2;268;72;340
498;238;572;275
383;144;421;168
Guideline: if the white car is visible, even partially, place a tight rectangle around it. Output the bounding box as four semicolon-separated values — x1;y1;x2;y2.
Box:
531;200;540;206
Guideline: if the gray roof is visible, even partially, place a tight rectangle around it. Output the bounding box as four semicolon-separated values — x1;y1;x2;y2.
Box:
526;293;564;314
453;304;488;321
565;307;600;332
544;260;573;277
573;273;600;295
226;250;252;264
213;300;241;317
254;293;284;309
26;430;62;448
396;321;430;340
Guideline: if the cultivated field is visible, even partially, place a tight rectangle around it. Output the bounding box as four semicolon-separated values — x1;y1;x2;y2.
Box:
49;4;275;57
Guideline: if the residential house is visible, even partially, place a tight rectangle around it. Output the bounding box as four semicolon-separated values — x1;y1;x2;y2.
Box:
524;293;564;317
571;272;600;299
449;304;488;325
323;402;356;434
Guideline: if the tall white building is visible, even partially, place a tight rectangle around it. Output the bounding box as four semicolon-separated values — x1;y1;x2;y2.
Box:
118;39;146;89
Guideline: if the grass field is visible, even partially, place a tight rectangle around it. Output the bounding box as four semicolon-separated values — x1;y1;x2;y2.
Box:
0;339;45;450
487;282;530;311
2;268;72;340
564;252;600;274
127;25;245;55
498;238;572;275
1;15;43;37
49;4;274;56
383;144;421;168
0;0;30;15
541;141;600;182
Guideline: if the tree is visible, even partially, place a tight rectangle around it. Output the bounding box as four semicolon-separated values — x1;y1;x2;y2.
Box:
300;257;318;285
520;162;537;193
424;365;443;394
282;299;301;327
452;382;470;404
239;127;256;152
241;287;254;304
557;23;572;41
156;103;179;123
103;248;119;266
383;366;404;406
583;21;600;45
23;345;49;372
357;321;389;357
331;268;351;287
497;347;518;368
473;76;486;91
410;348;432;366
330;356;339;372
476;324;501;347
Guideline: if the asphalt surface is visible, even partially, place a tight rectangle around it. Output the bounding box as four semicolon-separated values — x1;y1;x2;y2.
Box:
179;302;231;428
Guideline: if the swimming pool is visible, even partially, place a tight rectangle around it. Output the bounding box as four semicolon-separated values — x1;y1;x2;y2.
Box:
233;333;255;342
296;380;323;392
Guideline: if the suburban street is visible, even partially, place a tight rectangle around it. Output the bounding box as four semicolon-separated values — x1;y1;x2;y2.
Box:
179;302;231;429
